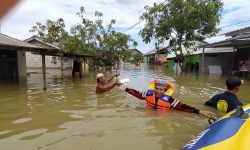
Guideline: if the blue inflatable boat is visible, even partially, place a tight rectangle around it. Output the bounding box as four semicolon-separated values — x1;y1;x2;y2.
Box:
182;104;250;150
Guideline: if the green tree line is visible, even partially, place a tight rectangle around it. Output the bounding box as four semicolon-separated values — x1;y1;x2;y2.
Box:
29;6;138;67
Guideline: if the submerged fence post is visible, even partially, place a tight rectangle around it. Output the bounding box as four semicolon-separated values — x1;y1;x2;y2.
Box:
42;53;46;90
200;47;205;74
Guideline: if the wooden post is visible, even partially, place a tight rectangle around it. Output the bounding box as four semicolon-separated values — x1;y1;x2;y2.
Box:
200;47;205;74
83;57;86;75
231;48;236;75
42;53;46;90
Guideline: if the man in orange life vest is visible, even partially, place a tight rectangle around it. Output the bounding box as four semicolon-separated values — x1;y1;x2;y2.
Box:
119;80;214;117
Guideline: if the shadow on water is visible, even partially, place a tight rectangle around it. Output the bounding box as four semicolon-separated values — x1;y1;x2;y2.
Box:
0;63;249;150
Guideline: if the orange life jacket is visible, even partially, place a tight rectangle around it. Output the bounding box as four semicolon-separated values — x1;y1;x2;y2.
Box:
146;80;175;111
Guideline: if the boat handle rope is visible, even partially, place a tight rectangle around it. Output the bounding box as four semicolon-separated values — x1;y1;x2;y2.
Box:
208;115;218;125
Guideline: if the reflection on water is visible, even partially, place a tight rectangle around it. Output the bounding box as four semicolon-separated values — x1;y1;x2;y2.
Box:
0;64;249;150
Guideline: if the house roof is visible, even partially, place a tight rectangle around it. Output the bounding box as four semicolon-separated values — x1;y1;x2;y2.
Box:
127;48;143;55
0;33;94;58
204;47;234;54
24;37;94;58
203;37;250;48
0;33;43;50
144;46;166;56
24;36;60;50
144;49;157;56
167;47;234;58
225;26;250;37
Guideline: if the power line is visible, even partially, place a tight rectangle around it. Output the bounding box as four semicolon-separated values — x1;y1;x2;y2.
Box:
215;18;250;36
219;18;250;29
121;0;168;33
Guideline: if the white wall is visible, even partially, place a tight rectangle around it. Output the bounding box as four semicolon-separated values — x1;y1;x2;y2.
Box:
26;52;73;69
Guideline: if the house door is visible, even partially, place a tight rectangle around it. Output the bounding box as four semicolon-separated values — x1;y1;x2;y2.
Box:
0;50;18;82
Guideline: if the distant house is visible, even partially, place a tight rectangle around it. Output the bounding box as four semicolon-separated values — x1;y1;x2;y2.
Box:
127;48;143;62
127;48;143;56
144;47;168;65
144;48;157;64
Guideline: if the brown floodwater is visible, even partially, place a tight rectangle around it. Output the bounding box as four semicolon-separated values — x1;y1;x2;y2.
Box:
0;63;249;150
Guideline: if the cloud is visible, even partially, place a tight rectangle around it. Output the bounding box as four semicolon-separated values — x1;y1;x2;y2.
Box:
1;0;250;53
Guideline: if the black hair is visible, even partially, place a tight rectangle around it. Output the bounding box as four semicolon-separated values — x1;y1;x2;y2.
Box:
226;76;241;90
97;78;100;83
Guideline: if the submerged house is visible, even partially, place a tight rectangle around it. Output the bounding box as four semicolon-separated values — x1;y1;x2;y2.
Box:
0;33;44;82
203;26;250;76
166;46;234;74
24;36;73;70
144;47;168;65
127;48;143;62
0;33;94;89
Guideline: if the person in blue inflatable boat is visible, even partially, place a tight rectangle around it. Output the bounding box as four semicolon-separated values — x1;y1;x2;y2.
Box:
119;79;214;117
204;76;244;113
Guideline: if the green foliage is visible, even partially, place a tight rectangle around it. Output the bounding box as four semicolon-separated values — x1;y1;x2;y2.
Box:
140;0;223;69
29;18;68;44
120;50;132;62
29;6;138;66
133;53;144;63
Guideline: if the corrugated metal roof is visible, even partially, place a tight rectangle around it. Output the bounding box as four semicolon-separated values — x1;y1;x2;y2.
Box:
167;47;234;58
225;26;250;37
0;33;42;49
204;47;234;53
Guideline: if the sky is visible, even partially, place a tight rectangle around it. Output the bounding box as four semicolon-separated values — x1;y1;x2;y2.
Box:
1;0;250;54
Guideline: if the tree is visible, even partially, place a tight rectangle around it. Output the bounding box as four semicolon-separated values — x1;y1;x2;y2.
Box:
29;18;68;44
133;53;144;63
29;6;138;68
140;0;223;70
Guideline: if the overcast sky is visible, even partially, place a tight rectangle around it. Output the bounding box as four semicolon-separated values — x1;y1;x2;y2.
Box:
1;0;250;53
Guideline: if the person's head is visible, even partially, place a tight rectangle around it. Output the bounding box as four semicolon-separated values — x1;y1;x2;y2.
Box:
155;80;167;98
96;73;106;84
226;76;244;92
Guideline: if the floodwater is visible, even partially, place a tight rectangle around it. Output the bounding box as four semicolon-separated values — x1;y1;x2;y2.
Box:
0;63;249;150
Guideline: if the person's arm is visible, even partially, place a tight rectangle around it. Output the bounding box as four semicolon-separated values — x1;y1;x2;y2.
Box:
96;82;119;93
170;98;200;113
125;88;146;100
204;96;217;107
169;98;214;117
107;73;120;83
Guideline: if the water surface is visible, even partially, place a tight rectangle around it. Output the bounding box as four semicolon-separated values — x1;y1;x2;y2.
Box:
0;64;249;150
